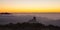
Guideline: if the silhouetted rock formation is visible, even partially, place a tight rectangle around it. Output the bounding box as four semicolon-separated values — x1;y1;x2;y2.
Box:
0;22;60;30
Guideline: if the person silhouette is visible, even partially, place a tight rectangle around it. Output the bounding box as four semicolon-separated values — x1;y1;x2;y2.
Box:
28;16;38;23
33;16;36;21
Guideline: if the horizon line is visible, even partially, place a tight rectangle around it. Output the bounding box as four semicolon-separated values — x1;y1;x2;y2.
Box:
0;12;60;14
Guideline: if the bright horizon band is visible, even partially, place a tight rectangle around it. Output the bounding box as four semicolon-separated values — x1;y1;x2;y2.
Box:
0;10;60;13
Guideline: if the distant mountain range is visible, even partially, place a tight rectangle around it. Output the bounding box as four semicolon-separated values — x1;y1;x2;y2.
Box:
0;12;11;14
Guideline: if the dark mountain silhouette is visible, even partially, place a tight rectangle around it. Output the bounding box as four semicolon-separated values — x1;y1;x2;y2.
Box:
0;22;60;30
0;12;11;14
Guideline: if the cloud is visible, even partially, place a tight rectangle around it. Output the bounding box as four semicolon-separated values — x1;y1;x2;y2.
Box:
0;14;60;26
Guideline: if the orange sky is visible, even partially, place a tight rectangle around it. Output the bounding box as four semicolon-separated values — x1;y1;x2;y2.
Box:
0;0;60;13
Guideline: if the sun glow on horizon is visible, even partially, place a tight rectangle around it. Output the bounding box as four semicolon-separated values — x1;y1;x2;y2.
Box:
0;0;60;13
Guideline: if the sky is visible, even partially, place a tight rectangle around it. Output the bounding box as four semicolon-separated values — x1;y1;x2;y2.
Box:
0;0;60;13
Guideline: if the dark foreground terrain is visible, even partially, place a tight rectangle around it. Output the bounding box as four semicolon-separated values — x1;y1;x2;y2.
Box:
0;23;60;30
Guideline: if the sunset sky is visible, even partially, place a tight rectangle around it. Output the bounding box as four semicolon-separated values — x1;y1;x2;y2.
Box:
0;0;60;13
